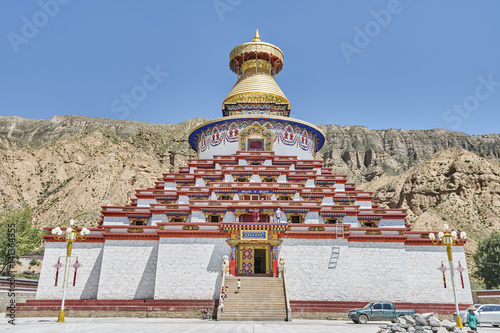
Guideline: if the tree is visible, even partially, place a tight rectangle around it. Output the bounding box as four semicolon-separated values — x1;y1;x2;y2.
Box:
473;231;500;289
0;207;43;276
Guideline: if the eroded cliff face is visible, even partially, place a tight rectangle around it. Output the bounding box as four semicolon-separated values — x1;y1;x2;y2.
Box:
1;116;499;254
318;124;500;184
359;148;500;256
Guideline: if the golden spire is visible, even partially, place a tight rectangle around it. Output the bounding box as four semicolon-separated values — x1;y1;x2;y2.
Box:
223;32;290;116
252;30;261;42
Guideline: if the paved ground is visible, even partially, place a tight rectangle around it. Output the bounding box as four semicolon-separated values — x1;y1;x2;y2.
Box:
0;317;394;333
2;317;500;333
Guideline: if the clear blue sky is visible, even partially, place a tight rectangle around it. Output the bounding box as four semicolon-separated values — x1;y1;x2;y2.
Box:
1;0;499;135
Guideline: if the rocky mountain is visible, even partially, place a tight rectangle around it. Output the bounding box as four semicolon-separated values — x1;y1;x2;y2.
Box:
0;115;499;257
0;115;206;149
0;115;203;227
318;125;500;184
359;148;500;256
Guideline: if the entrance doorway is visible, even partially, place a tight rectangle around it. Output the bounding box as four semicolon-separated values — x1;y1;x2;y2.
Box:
254;249;266;274
237;244;271;275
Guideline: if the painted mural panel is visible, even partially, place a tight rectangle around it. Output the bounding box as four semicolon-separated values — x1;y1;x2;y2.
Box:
198;120;317;155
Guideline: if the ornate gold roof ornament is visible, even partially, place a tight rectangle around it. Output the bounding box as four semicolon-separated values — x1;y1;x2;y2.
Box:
252;29;261;42
222;31;290;115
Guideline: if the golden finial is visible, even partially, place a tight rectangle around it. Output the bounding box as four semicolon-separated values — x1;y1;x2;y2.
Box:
252;30;261;42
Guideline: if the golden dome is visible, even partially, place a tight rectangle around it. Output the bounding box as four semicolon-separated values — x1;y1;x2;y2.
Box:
223;31;290;113
223;73;289;106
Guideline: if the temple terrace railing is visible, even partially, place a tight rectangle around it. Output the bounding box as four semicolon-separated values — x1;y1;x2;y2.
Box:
280;258;292;321
216;255;229;320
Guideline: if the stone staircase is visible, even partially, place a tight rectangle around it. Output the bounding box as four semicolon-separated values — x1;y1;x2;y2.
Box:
220;276;288;321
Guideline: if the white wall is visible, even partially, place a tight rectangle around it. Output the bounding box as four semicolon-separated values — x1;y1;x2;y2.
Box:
334;184;345;191
154;238;230;300
249;174;262;182
321;197;334;205
164;182;177;190
36;237;473;305
347;242;409;301
378;219;406;227
277;174;287;182
272;141;314;160
405;245;472;303
304;211;320;224
176;195;190;204
190;211;206;223
342;216;360;227
151;214;168;225
137;199;157;207
281;240;473;304
354;200;372;208
37;242;104;300
280;239;352;301
198;141;239;159
102;216;129;225
223;211;237;222
97;240;158;299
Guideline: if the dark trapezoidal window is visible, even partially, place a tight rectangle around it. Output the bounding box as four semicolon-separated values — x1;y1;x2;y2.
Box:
248;139;264;151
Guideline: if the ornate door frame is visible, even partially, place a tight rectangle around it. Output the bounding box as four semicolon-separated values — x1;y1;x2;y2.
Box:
236;243;271;275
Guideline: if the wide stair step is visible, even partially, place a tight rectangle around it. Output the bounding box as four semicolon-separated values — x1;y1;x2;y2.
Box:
220;276;287;321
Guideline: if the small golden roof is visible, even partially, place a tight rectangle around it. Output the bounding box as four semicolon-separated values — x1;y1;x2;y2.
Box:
252;30;261;42
229;31;284;74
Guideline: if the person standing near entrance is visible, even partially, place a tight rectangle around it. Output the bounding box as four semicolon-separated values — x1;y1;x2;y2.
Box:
237;279;241;293
253;209;259;222
274;208;282;223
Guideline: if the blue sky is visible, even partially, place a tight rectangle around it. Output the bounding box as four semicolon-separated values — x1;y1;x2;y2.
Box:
1;0;499;135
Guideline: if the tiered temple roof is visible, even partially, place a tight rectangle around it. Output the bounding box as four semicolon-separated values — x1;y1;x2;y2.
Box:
99;151;410;239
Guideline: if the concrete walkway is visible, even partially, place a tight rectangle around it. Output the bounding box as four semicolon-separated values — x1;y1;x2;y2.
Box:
0;317;392;333
3;317;500;333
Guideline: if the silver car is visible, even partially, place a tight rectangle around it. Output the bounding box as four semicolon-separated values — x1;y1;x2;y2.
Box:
453;304;500;327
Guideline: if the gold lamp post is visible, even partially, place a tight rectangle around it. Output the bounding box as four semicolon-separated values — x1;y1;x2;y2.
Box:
51;220;90;322
429;224;467;328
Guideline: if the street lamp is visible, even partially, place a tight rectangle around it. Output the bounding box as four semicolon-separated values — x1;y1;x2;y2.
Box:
429;224;467;328
51;219;90;322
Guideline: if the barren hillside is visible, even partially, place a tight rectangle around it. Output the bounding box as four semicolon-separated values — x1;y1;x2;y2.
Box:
359;148;500;256
0;116;204;226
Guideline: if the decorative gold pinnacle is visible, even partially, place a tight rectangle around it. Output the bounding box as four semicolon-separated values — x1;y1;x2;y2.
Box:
252;30;261;42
